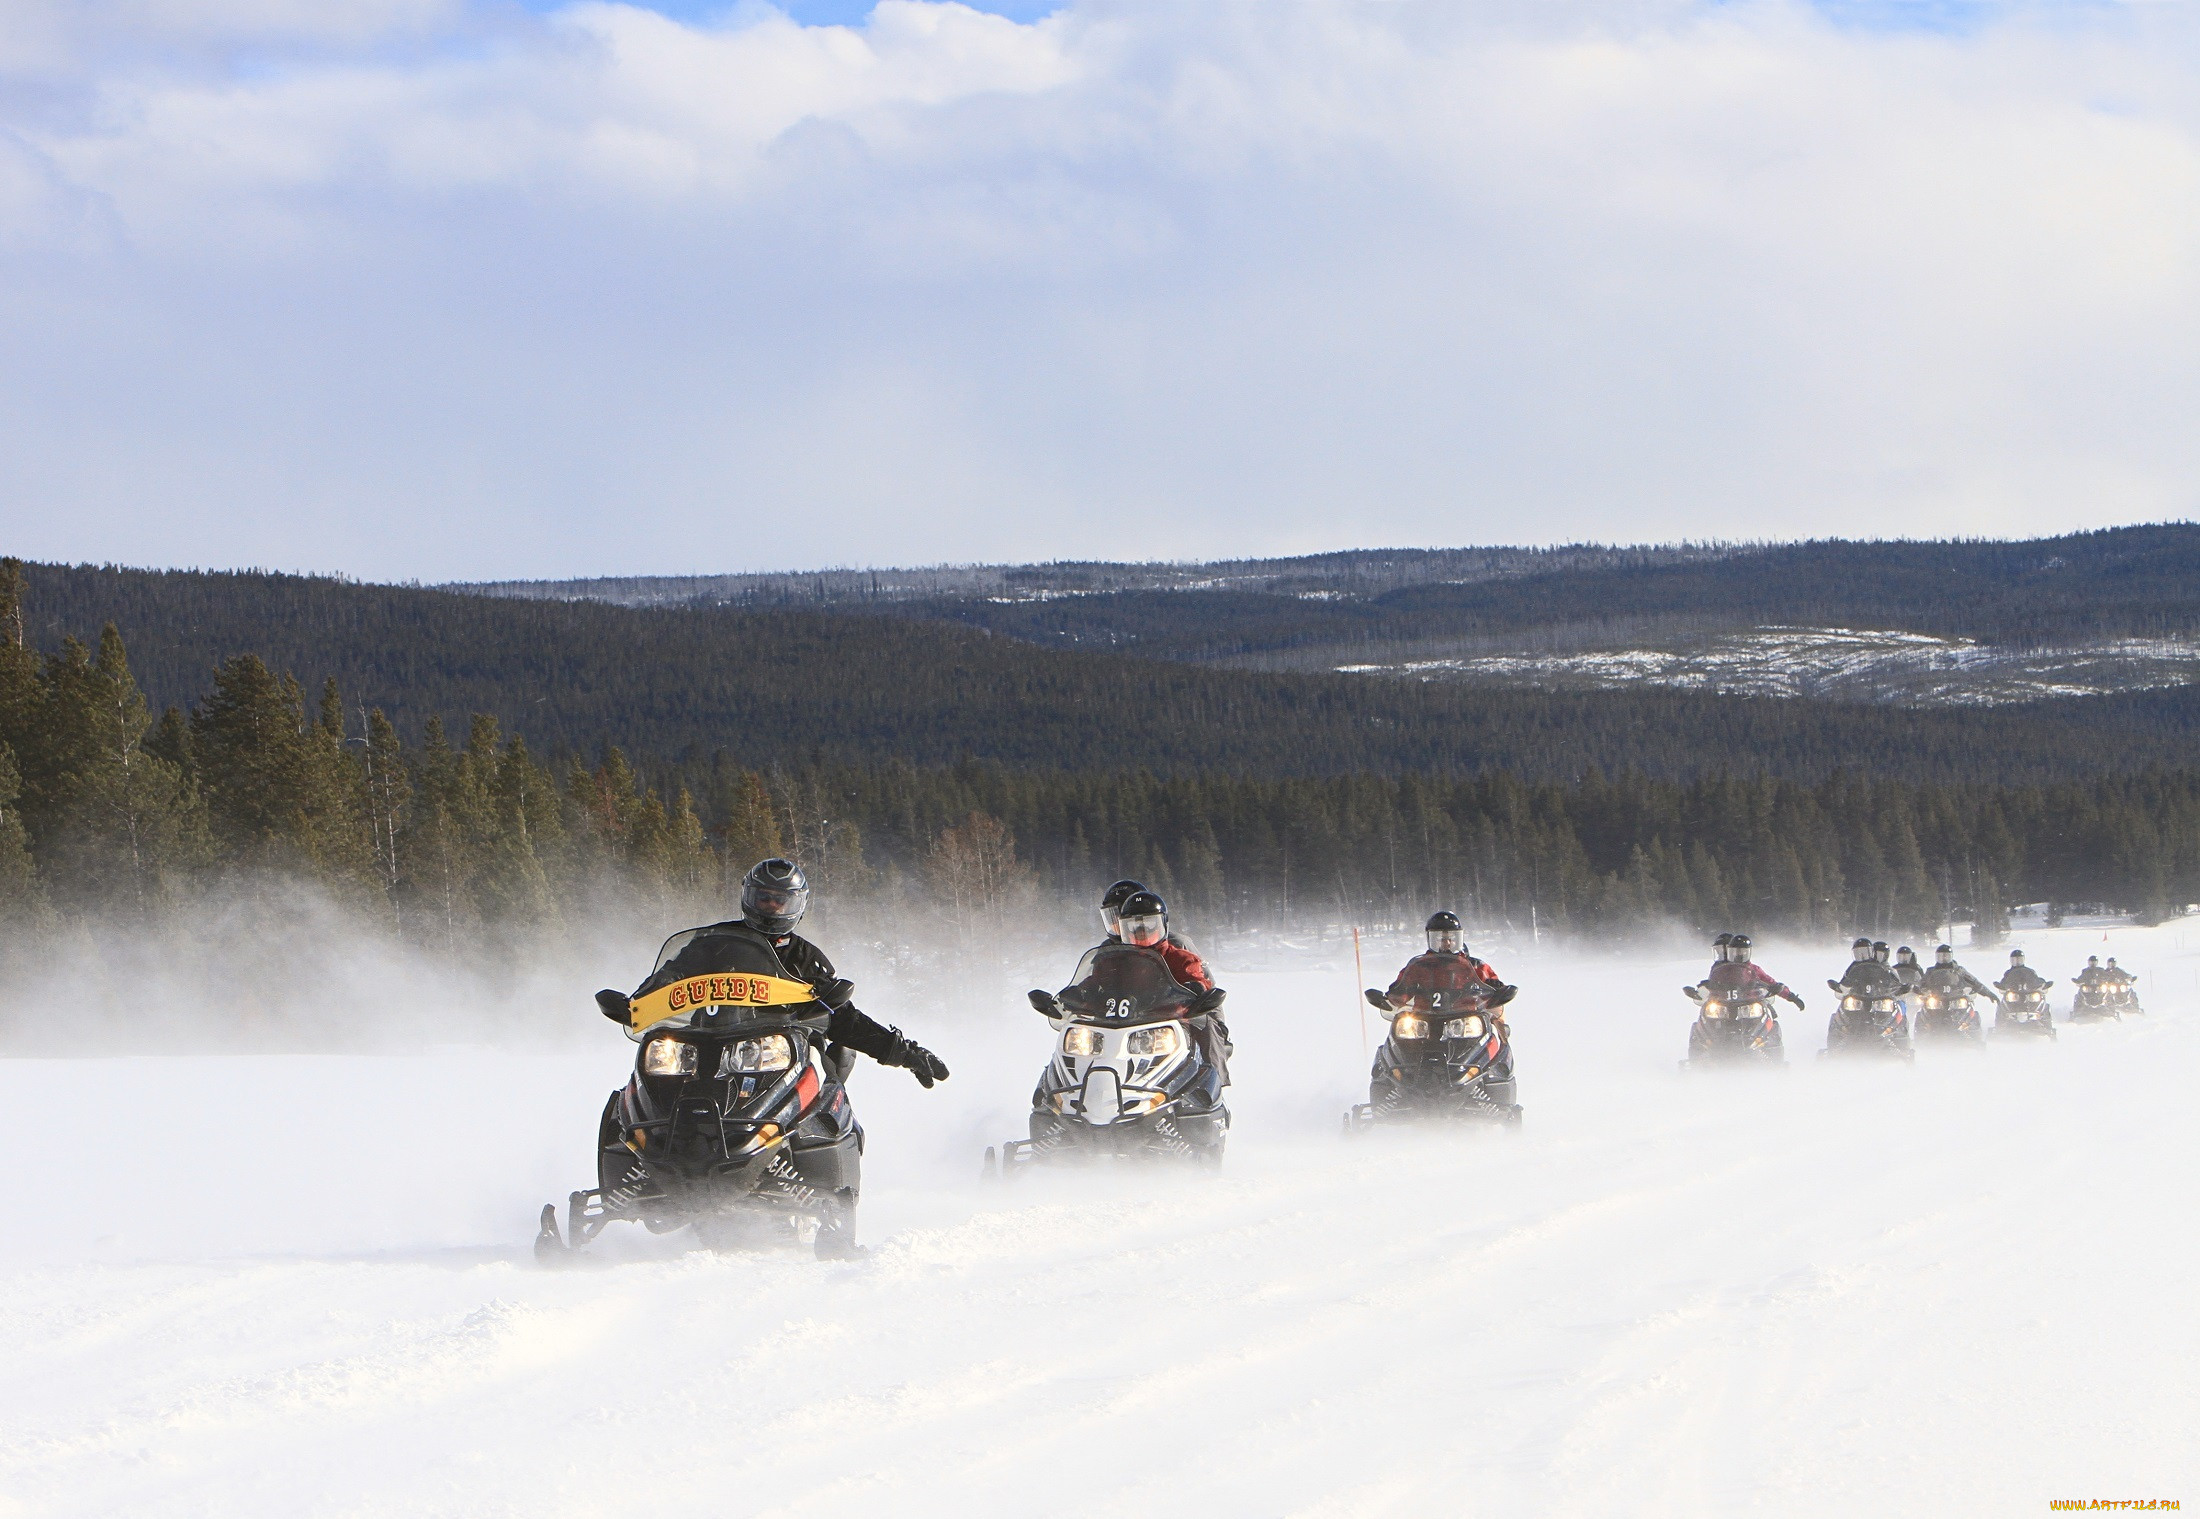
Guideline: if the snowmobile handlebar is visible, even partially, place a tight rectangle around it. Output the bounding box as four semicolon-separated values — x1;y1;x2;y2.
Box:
1683;985;1704;1001
1028;989;1063;1017
596;989;629;1023
1365;988;1394;1011
1191;986;1227;1015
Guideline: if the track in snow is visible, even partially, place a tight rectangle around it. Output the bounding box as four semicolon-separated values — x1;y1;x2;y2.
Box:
3;926;2194;1516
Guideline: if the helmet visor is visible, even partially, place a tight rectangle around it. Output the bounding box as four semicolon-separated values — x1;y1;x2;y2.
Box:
1120;913;1167;948
1428;929;1462;954
746;884;807;922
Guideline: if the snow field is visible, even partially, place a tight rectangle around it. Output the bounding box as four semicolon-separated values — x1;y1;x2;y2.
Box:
2;924;2193;1517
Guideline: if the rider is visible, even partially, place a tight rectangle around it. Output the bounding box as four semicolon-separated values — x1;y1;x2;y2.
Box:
2075;955;2105;990
1101;878;1201;955
635;858;951;1087
1701;932;1806;1012
1994;948;2053;1026
1386;912;1516;1026
1113;889;1229;1077
1892;945;1926;993
2105;956;2133;989
1921;943;1995;1002
1836;937;1901;997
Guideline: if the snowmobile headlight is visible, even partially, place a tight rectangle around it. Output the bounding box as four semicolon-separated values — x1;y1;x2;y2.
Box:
1702;1000;1725;1018
1127;1025;1181;1057
642;1037;698;1077
1443;1014;1485;1039
720;1033;793;1074
1062;1026;1103;1057
1842;995;1863;1012
1871;998;1898;1013
1921;995;1940;1008
1392;1013;1431;1039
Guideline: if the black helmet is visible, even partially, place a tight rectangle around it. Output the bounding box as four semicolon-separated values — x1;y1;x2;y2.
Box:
1896;945;1917;964
1118;890;1169;948
1100;878;1147;936
1934;944;1954;965
2010;949;2026;962
1427;911;1464;954
2106;956;2119;967
1728;933;1753;961
1852;937;1873;955
1712;932;1734;961
1871;941;1891;963
2086;955;2099;966
741;857;810;935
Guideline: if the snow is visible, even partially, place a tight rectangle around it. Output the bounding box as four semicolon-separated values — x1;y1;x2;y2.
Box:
1339;628;2200;706
4;923;2194;1516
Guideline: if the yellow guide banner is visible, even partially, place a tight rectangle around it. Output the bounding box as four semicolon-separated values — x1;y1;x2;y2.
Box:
626;972;818;1032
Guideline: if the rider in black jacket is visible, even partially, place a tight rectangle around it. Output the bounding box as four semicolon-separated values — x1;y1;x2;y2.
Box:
634;859;950;1086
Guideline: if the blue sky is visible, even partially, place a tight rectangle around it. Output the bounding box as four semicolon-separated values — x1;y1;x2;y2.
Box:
516;0;1064;22
0;0;2190;580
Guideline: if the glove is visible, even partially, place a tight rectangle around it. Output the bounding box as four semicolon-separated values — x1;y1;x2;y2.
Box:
1783;991;1805;1010
883;1030;950;1088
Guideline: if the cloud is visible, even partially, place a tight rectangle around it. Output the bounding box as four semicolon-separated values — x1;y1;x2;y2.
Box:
0;0;2196;579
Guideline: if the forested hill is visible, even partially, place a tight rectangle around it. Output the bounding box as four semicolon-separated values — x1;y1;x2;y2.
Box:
458;525;2200;663
13;560;2200;786
869;525;2200;663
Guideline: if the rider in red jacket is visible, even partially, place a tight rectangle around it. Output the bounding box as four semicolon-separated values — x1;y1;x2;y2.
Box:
1116;890;1225;1077
1702;933;1805;1009
1387;912;1513;1022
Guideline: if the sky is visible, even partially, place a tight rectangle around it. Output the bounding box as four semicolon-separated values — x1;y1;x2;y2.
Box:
0;0;2195;581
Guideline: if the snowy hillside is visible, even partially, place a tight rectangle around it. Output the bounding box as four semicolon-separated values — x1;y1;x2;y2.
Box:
3;923;2193;1516
1340;628;2200;706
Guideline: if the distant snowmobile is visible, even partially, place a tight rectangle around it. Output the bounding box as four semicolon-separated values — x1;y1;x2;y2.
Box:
536;923;867;1262
1913;989;1987;1046
986;942;1230;1176
1992;983;2058;1040
1346;984;1521;1129
2069;977;2140;1022
1822;979;1915;1061
1679;983;1786;1069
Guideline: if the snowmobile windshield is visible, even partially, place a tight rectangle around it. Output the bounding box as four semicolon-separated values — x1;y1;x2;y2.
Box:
1059;943;1198;1022
650;924;791;979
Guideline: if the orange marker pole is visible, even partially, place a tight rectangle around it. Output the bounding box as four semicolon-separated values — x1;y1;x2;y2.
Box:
1352;924;1369;1054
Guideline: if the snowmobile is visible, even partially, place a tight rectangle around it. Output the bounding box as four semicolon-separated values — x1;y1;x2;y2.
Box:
2069;981;2138;1022
1992;985;2058;1040
1821;980;1915;1061
536;922;865;1262
985;942;1230;1176
1913;990;1987;1046
1678;983;1786;1070
1345;985;1522;1129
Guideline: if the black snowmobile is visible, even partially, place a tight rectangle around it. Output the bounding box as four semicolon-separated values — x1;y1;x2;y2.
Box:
2069;979;2138;1022
1913;989;1987;1046
1822;979;1915;1061
537;922;865;1261
1678;983;1787;1070
985;942;1229;1176
1992;984;2058;1040
1345;984;1521;1130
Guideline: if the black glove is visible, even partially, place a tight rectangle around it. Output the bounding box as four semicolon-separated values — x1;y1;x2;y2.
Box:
1784;991;1806;1010
883;1030;950;1088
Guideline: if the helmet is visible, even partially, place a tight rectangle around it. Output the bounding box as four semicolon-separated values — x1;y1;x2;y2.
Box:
1712;931;1734;962
1100;879;1146;936
1427;911;1464;955
2107;957;2119;967
1118;890;1169;948
1728;933;1753;961
1935;944;1954;966
741;857;810;935
1871;941;1891;963
2010;949;2026;963
1852;937;1873;955
2086;955;2099;966
1896;945;1917;965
